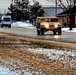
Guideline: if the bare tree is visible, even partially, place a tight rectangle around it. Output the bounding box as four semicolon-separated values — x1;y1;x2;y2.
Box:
47;0;75;10
47;0;76;30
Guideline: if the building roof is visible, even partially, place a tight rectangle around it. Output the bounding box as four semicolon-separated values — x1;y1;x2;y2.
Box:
43;7;63;16
57;6;76;16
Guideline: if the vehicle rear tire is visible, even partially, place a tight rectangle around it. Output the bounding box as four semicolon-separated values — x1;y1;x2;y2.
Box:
8;25;11;28
1;25;3;28
58;27;61;35
37;29;40;35
41;27;44;35
53;31;56;35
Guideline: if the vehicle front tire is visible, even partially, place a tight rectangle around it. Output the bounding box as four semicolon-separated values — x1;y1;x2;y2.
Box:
53;31;56;35
8;25;11;28
1;25;3;28
37;29;40;35
58;27;61;35
41;27;44;35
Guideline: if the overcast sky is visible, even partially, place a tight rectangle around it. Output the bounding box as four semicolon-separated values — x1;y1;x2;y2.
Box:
0;0;53;13
0;0;11;13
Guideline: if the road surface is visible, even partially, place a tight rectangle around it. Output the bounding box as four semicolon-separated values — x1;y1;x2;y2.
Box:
0;27;76;43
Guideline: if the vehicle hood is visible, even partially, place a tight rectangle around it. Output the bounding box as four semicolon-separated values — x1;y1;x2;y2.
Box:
41;22;61;25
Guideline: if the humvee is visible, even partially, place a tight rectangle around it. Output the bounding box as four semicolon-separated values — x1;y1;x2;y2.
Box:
36;16;62;35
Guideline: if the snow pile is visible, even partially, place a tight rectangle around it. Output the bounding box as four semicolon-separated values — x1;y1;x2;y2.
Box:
62;28;76;33
12;21;76;33
0;65;19;75
12;21;34;29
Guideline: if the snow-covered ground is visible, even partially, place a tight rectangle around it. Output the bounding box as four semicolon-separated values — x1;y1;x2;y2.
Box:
0;33;76;75
62;28;76;33
12;21;34;29
27;48;76;64
0;65;20;75
12;21;76;33
0;59;43;75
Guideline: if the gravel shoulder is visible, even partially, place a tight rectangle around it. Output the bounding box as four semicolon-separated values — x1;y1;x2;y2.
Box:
0;33;76;75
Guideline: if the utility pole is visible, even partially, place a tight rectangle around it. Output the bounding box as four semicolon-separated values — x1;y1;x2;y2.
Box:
55;0;57;15
70;0;71;8
11;0;14;20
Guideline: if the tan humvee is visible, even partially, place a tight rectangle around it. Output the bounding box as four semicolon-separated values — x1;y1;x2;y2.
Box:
36;16;62;35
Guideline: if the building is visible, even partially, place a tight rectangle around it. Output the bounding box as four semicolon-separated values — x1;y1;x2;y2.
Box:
57;6;76;27
43;7;63;16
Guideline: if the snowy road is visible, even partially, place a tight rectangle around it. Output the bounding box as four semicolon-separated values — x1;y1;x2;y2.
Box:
0;26;76;43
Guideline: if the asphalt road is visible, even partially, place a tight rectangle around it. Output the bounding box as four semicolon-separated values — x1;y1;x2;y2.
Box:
0;27;76;43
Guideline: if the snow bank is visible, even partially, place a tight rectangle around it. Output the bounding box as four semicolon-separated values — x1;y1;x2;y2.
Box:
62;28;76;33
12;21;34;29
0;65;19;75
12;21;76;33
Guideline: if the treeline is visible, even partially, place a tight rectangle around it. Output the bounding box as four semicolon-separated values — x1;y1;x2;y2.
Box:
7;0;44;21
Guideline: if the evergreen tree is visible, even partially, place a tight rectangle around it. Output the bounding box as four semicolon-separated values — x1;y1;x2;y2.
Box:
30;1;44;19
8;0;44;21
8;0;30;21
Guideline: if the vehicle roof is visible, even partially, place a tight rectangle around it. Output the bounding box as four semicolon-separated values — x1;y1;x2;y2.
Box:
2;15;11;18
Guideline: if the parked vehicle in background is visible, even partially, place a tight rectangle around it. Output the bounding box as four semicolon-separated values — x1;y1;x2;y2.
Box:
36;16;62;35
1;15;12;28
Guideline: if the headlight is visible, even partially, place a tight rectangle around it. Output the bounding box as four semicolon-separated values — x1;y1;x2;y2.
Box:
45;24;49;29
54;24;58;28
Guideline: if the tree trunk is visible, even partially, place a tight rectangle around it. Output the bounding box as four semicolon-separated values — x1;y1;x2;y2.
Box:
69;13;75;30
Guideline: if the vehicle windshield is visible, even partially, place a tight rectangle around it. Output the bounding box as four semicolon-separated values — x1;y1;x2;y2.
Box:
50;18;58;22
3;18;10;21
41;18;49;22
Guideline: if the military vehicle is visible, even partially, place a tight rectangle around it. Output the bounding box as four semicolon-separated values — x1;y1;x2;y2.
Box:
36;16;62;35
